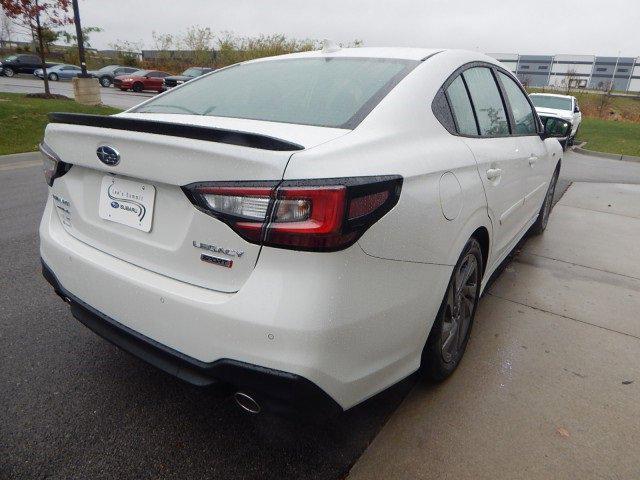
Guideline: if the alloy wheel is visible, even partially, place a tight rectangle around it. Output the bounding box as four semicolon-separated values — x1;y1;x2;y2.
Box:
441;253;479;363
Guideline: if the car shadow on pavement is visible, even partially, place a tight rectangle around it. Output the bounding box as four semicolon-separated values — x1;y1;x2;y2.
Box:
3;277;416;480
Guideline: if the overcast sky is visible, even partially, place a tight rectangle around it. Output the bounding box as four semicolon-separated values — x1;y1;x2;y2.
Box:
34;0;640;56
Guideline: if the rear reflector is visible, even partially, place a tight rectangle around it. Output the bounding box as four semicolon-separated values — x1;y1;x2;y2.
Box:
183;176;402;252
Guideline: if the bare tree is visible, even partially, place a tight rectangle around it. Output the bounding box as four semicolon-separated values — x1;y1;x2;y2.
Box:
596;81;613;119
0;8;14;49
182;26;214;66
564;68;578;94
109;39;143;67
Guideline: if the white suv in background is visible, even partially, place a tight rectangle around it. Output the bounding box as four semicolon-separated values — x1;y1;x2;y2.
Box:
39;47;568;418
530;93;582;145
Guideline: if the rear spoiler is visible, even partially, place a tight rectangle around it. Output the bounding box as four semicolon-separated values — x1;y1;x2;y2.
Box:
48;112;305;152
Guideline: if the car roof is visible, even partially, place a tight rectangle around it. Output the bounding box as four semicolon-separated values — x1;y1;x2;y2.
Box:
249;46;445;63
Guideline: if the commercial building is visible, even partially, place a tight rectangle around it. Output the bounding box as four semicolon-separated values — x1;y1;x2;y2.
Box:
488;53;640;92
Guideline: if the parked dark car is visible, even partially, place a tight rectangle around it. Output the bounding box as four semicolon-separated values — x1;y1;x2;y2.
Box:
113;69;171;92
0;54;57;77
88;65;140;87
162;67;214;89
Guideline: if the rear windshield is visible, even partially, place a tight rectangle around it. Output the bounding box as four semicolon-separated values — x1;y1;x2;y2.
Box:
531;95;572;111
134;57;418;128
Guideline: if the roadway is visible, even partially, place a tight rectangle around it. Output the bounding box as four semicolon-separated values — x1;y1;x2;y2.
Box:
2;138;640;477
0;74;154;109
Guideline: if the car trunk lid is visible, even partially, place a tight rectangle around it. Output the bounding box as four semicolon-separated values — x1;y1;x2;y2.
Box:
44;113;349;292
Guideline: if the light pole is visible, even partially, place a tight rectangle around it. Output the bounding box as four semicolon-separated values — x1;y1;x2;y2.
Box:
71;0;89;77
69;0;100;105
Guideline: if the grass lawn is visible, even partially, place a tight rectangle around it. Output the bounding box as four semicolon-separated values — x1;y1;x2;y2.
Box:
0;92;121;155
577;118;640;157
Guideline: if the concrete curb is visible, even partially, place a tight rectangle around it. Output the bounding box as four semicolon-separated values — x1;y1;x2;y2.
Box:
573;146;640;163
0;151;40;163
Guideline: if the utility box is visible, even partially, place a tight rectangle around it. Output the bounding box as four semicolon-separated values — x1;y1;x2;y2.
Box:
72;77;101;106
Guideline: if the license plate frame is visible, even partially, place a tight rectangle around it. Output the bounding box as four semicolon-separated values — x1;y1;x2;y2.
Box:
98;175;156;232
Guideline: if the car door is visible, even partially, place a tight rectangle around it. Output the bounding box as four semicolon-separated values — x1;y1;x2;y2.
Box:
495;70;551;222
68;66;81;79
25;55;40;73
13;56;24;73
146;71;166;89
60;66;74;79
449;66;531;263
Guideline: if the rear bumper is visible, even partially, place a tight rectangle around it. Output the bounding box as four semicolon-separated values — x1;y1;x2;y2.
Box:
42;260;341;418
39;194;451;412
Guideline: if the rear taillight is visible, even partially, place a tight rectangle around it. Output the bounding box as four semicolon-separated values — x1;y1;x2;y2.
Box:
183;176;402;252
39;142;71;186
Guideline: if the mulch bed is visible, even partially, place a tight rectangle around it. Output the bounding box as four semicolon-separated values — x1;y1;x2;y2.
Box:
25;93;71;100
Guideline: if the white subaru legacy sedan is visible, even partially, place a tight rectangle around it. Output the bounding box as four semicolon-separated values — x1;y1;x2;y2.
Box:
39;47;567;418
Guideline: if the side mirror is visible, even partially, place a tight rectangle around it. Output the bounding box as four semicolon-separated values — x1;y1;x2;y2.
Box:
541;116;572;139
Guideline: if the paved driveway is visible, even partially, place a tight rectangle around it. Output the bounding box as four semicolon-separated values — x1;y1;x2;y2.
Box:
0;151;411;480
1;149;639;479
349;181;640;479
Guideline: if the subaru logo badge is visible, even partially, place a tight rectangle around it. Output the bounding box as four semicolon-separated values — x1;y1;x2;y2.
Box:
96;145;120;166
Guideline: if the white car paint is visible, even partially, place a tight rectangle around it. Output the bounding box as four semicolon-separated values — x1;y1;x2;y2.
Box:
530;93;582;137
39;47;562;413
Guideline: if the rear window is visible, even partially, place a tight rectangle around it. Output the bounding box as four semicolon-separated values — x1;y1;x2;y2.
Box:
530;95;572;111
134;57;418;128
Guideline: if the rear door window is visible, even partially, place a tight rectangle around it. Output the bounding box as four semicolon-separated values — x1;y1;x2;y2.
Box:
462;67;509;136
446;76;478;135
497;71;537;135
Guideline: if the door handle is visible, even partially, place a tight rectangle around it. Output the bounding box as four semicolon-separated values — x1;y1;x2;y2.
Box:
486;168;502;181
528;155;539;166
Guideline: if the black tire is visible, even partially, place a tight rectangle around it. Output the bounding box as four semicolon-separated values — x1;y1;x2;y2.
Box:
99;76;112;87
132;82;143;93
48;73;58;81
3;67;14;77
529;165;560;236
422;237;483;382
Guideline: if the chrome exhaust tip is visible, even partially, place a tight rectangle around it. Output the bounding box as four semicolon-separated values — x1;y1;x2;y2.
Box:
234;392;261;414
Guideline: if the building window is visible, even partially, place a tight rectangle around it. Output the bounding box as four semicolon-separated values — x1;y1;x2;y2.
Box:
538;65;548;70
596;67;607;72
520;65;530;70
618;68;628;73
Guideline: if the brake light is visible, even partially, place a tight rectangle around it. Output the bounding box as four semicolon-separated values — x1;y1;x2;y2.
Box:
39;142;71;186
183;176;402;252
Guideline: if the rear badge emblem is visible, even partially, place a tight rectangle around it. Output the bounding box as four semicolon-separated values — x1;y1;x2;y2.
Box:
96;145;120;166
200;254;233;268
192;240;244;258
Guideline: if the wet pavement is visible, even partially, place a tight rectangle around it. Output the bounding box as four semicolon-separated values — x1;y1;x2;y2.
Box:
349;182;640;479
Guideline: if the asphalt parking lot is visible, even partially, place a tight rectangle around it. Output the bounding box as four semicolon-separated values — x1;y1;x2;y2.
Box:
0;75;153;109
1;144;640;479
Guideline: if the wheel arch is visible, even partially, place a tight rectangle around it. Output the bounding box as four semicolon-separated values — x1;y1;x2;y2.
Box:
471;226;490;276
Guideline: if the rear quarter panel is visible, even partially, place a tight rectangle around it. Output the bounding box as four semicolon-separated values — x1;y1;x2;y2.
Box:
283;51;492;269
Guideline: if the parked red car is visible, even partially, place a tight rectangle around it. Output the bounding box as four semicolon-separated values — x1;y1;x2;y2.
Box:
113;69;171;92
